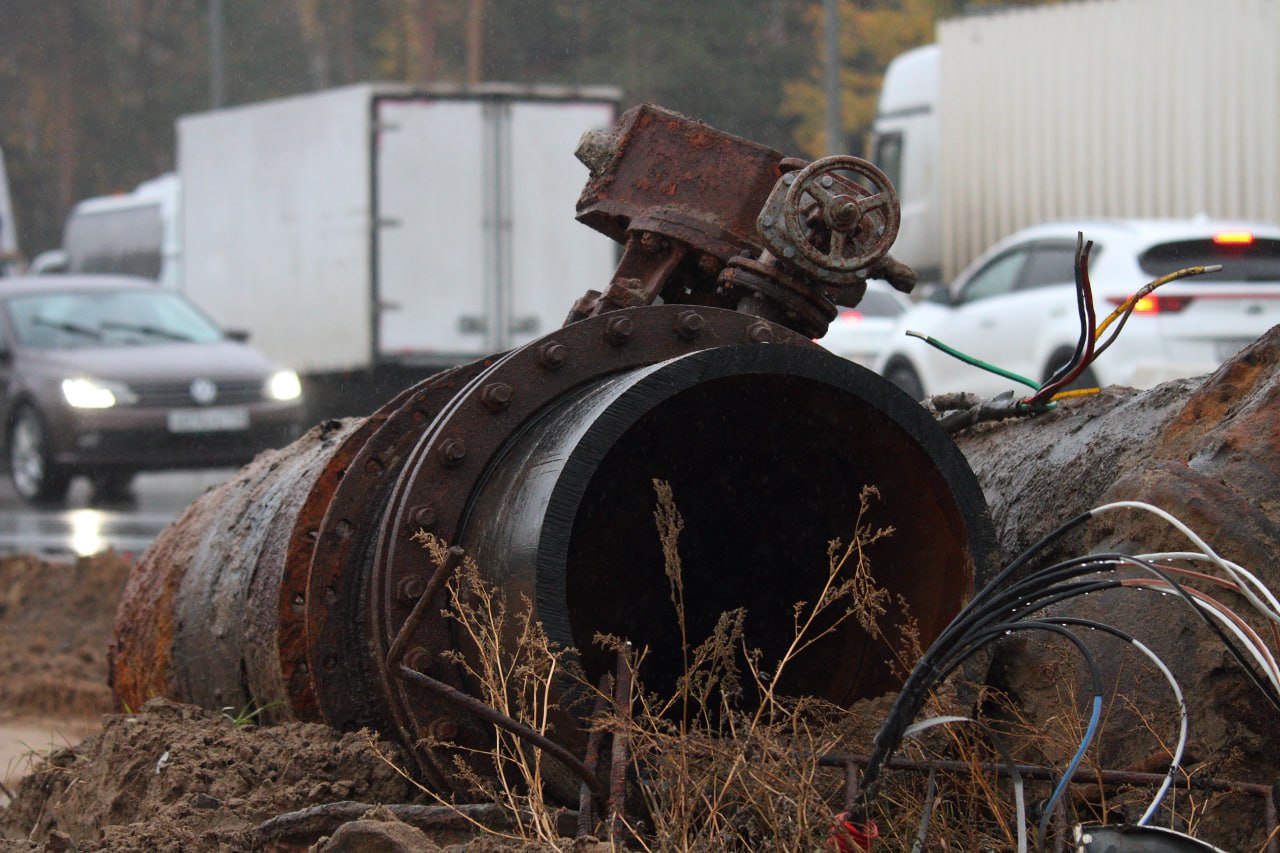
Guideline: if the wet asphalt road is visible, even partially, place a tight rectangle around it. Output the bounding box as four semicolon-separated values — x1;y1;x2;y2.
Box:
0;469;236;560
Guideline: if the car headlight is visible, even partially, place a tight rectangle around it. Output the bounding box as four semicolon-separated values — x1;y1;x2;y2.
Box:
61;377;138;409
267;370;302;402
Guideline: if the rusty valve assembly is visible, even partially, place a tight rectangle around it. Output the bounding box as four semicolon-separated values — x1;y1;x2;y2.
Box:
110;105;991;805
567;104;917;337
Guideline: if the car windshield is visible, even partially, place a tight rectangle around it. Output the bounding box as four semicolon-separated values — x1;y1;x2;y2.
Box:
5;288;225;349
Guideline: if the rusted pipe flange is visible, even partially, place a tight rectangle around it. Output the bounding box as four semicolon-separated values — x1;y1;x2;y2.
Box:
368;306;814;757
720;255;839;338
302;361;491;732
274;383;422;720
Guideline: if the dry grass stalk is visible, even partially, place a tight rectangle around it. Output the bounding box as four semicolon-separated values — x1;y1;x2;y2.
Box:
589;481;912;851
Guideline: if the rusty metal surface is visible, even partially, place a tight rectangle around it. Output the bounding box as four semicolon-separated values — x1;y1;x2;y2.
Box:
757;155;900;286
575;103;785;259
302;361;490;734
569;104;915;339
274;382;432;721
111;418;363;715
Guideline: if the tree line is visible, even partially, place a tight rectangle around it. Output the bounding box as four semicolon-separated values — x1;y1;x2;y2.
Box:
1;0;1016;257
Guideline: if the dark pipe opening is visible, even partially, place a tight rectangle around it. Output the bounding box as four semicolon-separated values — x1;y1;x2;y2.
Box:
560;370;973;707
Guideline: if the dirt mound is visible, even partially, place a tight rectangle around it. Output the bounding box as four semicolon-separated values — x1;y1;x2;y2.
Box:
0;553;571;851
0;698;422;851
0;553;130;720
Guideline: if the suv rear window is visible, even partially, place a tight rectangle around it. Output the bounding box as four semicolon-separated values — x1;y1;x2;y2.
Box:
1140;238;1280;281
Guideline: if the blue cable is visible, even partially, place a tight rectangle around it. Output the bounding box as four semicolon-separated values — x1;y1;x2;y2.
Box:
1038;693;1102;843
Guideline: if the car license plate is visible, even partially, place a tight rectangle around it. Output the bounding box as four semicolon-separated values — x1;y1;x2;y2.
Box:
1215;338;1254;360
167;407;250;433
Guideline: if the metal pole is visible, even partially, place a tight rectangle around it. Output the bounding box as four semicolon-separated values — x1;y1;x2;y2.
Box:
823;0;842;154
209;0;225;108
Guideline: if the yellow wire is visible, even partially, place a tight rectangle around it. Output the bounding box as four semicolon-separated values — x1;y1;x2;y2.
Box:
1094;264;1223;339
1050;387;1101;401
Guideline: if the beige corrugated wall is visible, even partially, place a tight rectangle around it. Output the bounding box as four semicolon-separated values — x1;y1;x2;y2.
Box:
937;0;1280;279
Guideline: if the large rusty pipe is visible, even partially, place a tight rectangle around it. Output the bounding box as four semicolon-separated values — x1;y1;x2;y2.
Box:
110;305;994;791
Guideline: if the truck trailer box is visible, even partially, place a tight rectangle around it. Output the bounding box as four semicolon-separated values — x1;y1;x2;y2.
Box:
177;83;620;379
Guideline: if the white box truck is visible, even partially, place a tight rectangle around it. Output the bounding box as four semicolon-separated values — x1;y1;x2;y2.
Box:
176;83;620;415
871;0;1280;284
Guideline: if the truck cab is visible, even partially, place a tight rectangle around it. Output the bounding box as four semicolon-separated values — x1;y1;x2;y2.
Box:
61;173;181;289
869;44;939;287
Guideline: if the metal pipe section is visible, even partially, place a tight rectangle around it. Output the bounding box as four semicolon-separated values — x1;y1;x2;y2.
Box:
110;305;994;794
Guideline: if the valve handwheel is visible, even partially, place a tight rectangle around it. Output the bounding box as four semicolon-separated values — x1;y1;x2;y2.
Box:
764;155;901;279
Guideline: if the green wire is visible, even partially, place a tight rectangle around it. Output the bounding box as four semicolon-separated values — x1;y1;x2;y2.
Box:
906;330;1042;391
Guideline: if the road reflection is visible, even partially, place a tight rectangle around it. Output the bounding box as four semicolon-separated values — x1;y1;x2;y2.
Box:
0;470;235;559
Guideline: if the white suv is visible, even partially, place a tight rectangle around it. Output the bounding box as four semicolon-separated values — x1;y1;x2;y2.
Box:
874;219;1280;400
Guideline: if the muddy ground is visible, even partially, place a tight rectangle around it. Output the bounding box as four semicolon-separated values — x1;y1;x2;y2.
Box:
0;553;593;853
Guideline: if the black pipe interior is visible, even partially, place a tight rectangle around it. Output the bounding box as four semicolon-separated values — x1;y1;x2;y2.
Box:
557;370;974;709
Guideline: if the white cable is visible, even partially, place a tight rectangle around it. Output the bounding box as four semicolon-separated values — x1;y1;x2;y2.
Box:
1127;637;1188;826
1138;550;1280;624
1124;576;1280;694
1013;765;1027;853
1092;501;1280;626
899;715;1027;853
903;715;972;739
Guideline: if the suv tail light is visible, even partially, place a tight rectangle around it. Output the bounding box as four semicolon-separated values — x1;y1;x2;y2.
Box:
1213;230;1255;246
1107;295;1194;314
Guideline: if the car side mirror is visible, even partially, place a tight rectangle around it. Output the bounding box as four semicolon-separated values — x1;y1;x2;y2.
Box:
224;329;251;343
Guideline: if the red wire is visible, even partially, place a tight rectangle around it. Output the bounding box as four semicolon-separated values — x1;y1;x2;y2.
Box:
829;814;878;851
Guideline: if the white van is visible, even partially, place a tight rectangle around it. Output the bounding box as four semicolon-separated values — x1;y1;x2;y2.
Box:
62;173;181;288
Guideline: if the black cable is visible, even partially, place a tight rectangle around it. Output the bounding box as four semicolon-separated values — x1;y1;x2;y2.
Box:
966;512;1094;607
855;571;1118;818
857;554;1111;812
856;620;1106;836
1043;234;1091;389
856;549;1280;820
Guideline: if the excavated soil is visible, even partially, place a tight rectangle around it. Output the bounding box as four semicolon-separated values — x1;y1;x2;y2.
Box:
0;553;125;725
0;554;592;853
